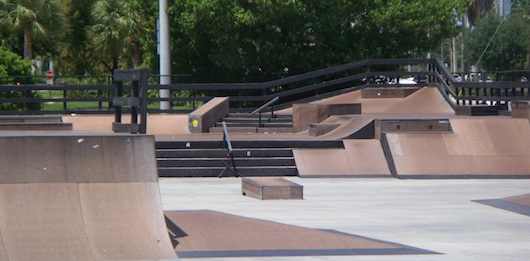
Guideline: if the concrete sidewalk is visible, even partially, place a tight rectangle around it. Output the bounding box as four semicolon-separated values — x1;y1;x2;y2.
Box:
160;177;530;261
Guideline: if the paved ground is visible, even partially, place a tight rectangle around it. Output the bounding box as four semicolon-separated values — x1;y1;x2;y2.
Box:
159;177;530;261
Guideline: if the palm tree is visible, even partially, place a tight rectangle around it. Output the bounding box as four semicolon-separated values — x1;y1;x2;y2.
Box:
88;0;145;72
0;0;65;59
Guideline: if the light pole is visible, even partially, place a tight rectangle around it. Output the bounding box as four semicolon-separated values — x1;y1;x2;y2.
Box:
159;0;170;110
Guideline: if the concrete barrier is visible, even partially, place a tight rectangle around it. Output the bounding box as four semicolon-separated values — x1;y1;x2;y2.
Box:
361;87;420;98
455;105;499;116
292;104;328;132
374;119;452;139
292;103;362;132
188;97;229;133
326;103;362;115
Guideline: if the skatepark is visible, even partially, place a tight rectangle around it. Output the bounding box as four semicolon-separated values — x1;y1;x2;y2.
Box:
0;82;529;260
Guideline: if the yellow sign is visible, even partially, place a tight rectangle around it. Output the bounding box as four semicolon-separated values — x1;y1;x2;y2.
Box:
192;119;199;128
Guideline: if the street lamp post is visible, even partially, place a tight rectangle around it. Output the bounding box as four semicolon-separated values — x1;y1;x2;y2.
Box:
159;0;170;110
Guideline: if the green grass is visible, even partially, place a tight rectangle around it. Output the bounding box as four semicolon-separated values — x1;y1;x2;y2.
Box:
41;101;196;111
38;90;200;111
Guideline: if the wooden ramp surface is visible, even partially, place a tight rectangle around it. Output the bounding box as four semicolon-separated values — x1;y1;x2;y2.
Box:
165;210;437;258
294;139;391;178
0;133;177;261
387;118;530;178
308;87;455;116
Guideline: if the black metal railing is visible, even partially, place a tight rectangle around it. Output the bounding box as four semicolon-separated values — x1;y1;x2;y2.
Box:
250;96;279;127
0;58;528;115
431;58;530;108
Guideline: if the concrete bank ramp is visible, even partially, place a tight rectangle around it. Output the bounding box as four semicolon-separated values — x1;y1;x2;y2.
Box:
294;139;391;178
387;118;530;178
311;87;455;116
0;133;177;260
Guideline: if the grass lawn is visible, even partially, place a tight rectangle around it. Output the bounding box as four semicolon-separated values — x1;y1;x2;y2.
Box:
38;90;198;111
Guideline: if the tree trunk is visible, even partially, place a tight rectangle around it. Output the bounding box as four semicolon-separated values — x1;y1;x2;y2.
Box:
461;15;466;75
130;36;142;69
449;39;454;72
24;23;33;59
452;37;457;73
112;58;119;73
440;40;444;61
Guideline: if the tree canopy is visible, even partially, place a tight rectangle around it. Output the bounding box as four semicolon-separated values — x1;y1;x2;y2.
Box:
168;0;464;81
465;2;530;71
0;0;488;80
0;45;32;83
0;0;65;59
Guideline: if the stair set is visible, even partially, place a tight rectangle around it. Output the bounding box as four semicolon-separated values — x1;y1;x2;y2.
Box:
208;113;294;134
156;139;344;177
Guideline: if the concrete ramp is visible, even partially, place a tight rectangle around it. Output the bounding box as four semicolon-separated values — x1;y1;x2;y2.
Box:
294;139;391;178
386;118;530;178
0;133;177;260
316;116;374;139
312;87;455;116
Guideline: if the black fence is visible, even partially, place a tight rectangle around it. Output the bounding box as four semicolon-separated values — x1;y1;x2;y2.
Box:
0;58;528;115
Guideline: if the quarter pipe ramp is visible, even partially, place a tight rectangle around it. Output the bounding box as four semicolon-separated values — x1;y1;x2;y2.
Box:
0;133;177;260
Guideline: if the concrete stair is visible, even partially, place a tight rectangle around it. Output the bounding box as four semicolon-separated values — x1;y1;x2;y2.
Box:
209;113;293;133
155;140;344;177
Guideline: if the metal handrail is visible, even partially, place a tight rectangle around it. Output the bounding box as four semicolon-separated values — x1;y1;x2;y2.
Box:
218;121;243;178
250;96;279;127
222;121;233;152
250;96;279;115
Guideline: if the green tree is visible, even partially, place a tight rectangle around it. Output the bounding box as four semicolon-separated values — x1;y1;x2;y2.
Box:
167;0;463;82
0;45;32;83
466;0;495;26
358;0;463;58
87;0;146;73
458;0;495;73
512;0;530;69
466;12;529;71
55;0;97;76
0;46;41;110
128;0;157;70
0;0;65;59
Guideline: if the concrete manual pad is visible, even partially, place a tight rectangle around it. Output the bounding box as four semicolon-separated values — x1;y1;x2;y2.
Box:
164;210;438;258
242;177;303;200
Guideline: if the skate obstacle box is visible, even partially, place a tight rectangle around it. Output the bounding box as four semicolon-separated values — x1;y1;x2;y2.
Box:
293;103;361;132
188;97;229;133
0;115;72;130
242;177;303;200
511;100;529;120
